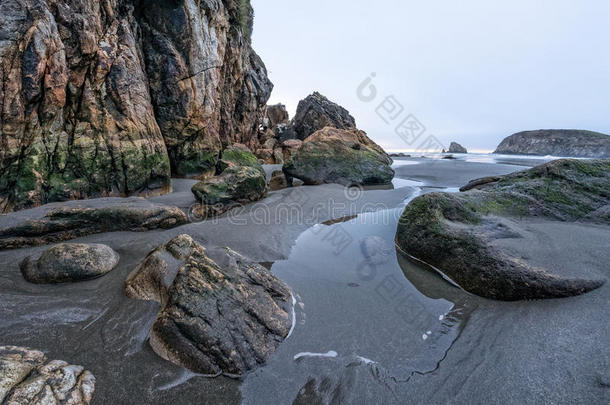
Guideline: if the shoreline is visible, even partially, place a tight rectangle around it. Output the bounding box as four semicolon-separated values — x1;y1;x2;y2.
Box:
0;158;607;404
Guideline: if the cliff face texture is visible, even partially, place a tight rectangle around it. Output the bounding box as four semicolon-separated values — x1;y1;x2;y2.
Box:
494;130;610;158
0;0;272;212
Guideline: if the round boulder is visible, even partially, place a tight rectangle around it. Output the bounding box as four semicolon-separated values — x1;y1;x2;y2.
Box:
20;243;120;284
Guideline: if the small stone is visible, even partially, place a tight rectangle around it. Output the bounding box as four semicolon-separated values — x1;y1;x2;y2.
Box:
268;170;289;191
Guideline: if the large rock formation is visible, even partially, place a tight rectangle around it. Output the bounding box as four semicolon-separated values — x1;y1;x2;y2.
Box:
125;234;293;376
0;0;272;212
255;92;365;164
0;346;95;404
447;142;467;154
283;127;394;186
494;130;610;158
395;159;609;301
0;197;187;249
292;92;356;140
21;243;119;283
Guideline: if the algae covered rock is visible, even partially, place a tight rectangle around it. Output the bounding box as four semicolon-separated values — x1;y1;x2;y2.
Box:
395;159;609;301
283;127;394;186
125;234;293;376
0;346;95;404
192;166;266;209
20;243;119;284
191;148;266;217
0;198;187;249
218;145;265;176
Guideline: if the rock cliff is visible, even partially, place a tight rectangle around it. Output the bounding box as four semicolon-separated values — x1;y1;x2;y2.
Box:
494;130;610;158
0;0;272;212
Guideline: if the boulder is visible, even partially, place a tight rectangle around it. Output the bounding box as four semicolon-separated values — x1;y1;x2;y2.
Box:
283;127;394;186
0;198;187;250
282;139;303;162
191;166;266;218
266;104;290;128
292;92;356;140
395;159;609;300
218;147;265;176
268;170;289;191
273;148;285;165
21;243;119;284
125;235;293;375
447;142;468;153
494;130;610;158
0;346;95;404
192;148;266;217
255;148;275;164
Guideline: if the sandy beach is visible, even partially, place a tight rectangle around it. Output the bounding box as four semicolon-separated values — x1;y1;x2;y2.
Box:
0;157;607;404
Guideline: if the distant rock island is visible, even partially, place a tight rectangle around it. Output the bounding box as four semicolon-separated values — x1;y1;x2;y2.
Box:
446;142;468;154
494;130;610;158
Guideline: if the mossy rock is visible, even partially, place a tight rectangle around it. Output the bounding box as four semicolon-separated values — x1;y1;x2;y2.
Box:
172;148;219;178
191;166;266;217
0;134;172;212
395;159;609;301
218;148;265;177
283;127;394;186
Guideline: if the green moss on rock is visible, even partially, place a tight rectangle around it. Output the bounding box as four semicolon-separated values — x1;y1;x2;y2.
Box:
191;165;266;217
395;159;609;301
283;127;394;186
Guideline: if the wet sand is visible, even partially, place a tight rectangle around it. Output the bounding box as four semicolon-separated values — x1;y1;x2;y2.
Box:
0;158;608;404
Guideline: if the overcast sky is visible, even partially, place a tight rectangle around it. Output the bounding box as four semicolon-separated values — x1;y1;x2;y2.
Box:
251;0;610;152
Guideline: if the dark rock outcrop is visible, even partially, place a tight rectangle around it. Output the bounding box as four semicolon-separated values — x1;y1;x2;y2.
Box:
447;142;467;153
494;130;610;158
125;234;293;376
292;92;356;140
0;346;95;404
283;127;394;186
20;243;119;283
0;0;272;212
0;197;187;249
395;159;609;301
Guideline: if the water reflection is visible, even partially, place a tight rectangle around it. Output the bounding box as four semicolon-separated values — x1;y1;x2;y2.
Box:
241;205;477;404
